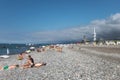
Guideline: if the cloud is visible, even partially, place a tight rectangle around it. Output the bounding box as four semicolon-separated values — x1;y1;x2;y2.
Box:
91;13;120;40
29;26;92;43
30;13;120;43
0;13;120;43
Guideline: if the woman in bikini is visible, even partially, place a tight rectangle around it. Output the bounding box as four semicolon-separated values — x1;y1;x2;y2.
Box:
23;55;46;68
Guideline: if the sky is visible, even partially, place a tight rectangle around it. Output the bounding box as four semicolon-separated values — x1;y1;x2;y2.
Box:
0;0;120;43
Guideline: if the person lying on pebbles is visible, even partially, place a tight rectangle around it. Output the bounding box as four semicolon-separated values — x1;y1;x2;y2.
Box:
0;55;46;71
0;62;47;71
0;64;19;71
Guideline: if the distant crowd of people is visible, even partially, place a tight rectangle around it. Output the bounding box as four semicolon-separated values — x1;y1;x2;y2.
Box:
36;45;63;53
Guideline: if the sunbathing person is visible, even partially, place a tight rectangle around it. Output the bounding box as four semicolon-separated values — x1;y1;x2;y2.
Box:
22;55;46;69
22;55;34;68
0;64;19;70
0;66;2;70
8;64;19;70
23;62;46;69
17;53;24;60
34;62;46;67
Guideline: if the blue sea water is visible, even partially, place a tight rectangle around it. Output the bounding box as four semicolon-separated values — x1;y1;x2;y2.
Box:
0;44;30;55
0;43;51;55
0;42;72;55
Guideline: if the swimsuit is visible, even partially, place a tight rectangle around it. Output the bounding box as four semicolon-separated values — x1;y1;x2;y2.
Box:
30;58;34;67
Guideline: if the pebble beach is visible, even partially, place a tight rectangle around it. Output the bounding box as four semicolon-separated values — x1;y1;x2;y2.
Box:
0;44;120;80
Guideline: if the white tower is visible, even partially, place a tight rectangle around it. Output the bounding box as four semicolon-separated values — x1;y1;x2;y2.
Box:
93;27;96;41
7;48;10;55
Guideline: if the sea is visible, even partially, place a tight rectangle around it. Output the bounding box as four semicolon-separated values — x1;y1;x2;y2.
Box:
0;43;40;55
0;41;74;55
